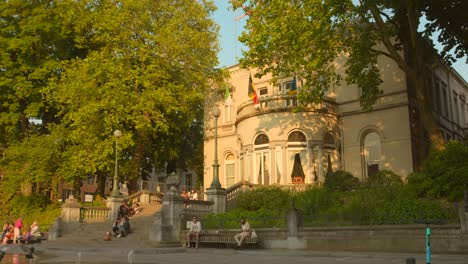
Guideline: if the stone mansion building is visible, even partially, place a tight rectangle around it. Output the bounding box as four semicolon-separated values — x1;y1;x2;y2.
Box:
203;56;468;190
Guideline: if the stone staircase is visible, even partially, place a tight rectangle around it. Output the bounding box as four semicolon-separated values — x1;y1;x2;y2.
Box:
44;202;162;249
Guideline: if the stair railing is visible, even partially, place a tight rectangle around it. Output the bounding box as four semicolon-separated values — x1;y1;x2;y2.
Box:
80;207;110;223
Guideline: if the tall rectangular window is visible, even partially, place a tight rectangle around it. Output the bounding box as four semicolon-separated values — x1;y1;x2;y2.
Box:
223;104;231;123
434;78;441;112
453;92;459;125
441;84;449;117
225;154;235;187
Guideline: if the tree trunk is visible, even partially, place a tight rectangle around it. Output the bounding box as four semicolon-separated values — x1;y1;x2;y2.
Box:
405;1;445;153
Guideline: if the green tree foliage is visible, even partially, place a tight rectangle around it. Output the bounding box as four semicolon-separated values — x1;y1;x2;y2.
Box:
0;194;61;231
407;141;468;202
230;0;466;150
0;0;221;200
324;170;360;191
0;128;64;199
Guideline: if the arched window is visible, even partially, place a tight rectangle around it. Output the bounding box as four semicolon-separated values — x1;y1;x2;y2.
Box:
254;133;270;185
363;132;381;177
255;134;270;145
287;131;307;184
323;132;335;145
288;131;306;142
224;153;235;187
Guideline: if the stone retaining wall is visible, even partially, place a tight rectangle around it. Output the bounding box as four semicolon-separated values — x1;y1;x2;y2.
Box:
248;224;468;254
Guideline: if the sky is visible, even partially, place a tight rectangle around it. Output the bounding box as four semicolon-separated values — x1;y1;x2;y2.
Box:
212;1;468;82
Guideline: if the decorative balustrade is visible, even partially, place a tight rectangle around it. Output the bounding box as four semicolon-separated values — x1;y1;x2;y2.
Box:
236;95;337;123
80;207;110;222
226;181;257;202
183;200;214;215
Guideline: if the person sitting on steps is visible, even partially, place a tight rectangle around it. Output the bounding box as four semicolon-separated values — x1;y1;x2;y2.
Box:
112;218;120;237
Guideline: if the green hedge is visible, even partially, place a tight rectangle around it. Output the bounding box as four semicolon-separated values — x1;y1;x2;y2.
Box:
0;194;61;231
217;168;460;228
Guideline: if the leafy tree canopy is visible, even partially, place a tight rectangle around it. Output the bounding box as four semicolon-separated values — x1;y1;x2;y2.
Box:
0;0;221;197
230;0;467;150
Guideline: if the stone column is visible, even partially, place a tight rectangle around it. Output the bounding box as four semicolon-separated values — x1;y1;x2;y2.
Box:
206;188;226;214
61;194;81;223
107;197;124;220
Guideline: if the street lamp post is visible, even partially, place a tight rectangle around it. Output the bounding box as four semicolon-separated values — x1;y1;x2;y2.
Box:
209;108;221;189
111;129;122;197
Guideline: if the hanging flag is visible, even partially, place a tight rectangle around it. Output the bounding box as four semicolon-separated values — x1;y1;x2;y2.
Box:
288;76;297;95
224;86;232;105
248;73;259;104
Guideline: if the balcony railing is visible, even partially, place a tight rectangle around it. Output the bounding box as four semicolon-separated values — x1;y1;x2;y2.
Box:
183;200;214;215
236;94;337;122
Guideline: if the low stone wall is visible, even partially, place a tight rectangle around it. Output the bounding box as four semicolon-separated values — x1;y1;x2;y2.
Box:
253;224;468;254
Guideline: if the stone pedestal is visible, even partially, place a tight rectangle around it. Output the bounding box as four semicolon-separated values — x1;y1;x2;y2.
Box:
287;208;299;237
150;175;184;243
107;197;124;220
206;187;226;214
61;195;81;223
285;208;306;249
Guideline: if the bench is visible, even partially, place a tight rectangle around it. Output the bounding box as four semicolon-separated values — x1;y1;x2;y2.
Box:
4;233;47;244
181;230;259;248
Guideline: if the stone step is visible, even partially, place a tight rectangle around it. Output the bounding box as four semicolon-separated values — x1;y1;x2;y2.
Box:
52;201;162;247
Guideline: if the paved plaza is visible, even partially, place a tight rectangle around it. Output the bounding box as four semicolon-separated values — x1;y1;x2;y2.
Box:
3;245;467;264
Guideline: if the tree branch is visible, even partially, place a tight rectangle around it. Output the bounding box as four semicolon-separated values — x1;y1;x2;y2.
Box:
367;5;414;76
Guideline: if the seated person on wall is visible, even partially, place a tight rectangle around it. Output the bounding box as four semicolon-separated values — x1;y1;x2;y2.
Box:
1;222;10;242
189;189;198;200
1;223;13;245
180;189;189;200
185;216;201;248
234;218;251;248
30;221;41;239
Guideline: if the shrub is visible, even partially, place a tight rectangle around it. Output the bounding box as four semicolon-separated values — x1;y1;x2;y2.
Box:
324;170;360;191
235;186;291;213
364;170;403;188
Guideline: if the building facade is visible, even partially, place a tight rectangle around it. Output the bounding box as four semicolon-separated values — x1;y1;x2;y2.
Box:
203;56;468;190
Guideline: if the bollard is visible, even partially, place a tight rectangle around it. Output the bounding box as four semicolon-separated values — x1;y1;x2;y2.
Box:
406;257;416;264
425;224;431;264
